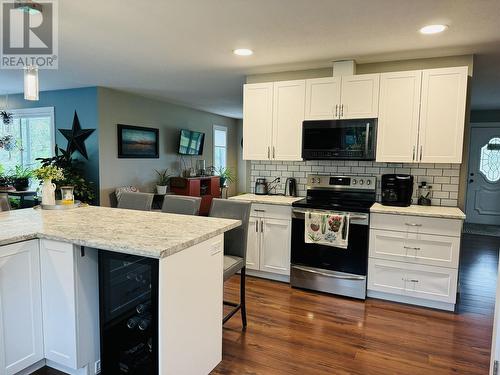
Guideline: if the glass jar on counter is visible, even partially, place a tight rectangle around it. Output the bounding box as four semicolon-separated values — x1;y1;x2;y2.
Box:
417;182;432;206
60;186;75;205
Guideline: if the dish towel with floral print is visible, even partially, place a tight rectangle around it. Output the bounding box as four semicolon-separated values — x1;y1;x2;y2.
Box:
304;211;349;248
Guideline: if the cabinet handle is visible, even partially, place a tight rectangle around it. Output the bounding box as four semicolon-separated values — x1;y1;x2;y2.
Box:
260;220;264;232
341;104;344;117
420;145;423;161
402;278;419;283
272;146;275;159
404;246;421;251
267;146;270;159
254;209;266;212
412;146;416;161
335;105;338;118
405;223;422;227
255;220;259;232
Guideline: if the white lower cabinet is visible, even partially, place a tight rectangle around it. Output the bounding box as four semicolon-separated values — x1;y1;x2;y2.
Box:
246;204;292;279
261;218;291;275
0;239;99;375
368;259;458;304
368;212;463;311
0;240;44;375
40;240;100;373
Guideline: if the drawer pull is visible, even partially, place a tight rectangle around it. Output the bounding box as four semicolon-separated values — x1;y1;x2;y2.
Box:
402;278;419;283
405;223;422;227
404;246;421;251
254;209;266;212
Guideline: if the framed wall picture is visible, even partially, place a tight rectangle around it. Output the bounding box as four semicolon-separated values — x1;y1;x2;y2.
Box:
117;124;159;158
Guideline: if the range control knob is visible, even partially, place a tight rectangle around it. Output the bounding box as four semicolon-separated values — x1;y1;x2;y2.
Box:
352;179;357;185
366;179;372;185
359;179;364;185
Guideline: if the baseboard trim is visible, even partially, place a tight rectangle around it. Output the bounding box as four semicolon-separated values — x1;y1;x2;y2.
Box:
15;359;46;375
245;269;290;283
367;290;455;312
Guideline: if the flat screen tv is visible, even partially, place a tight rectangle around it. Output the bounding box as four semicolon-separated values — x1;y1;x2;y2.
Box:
178;129;205;155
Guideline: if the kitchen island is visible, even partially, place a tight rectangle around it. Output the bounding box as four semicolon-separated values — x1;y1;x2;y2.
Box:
0;206;241;375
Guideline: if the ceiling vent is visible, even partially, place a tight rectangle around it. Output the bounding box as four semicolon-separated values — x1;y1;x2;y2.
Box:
332;60;356;76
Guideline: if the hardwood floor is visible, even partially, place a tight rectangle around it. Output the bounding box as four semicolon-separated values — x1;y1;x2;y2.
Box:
33;233;499;375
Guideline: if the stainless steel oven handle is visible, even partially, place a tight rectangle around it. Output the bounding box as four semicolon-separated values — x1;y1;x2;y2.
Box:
293;266;366;280
292;209;368;224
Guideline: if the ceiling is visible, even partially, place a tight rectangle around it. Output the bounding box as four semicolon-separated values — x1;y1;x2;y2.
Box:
1;0;500;118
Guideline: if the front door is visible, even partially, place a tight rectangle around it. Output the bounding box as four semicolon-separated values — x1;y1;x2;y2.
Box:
466;126;500;224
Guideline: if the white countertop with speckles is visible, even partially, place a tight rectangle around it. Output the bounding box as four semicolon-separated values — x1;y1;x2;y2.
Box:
0;206;240;258
229;193;304;206
371;203;466;220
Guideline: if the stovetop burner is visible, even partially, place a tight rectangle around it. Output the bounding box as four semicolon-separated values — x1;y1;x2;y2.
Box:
292;174;376;213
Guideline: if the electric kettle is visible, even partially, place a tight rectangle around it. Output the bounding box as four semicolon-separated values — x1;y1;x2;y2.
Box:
255;178;268;195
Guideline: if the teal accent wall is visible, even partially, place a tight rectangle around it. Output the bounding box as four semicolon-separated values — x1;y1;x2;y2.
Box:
7;87;100;201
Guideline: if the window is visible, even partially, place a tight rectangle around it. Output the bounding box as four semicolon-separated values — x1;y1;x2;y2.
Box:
0;107;55;173
213;125;227;171
479;137;500;183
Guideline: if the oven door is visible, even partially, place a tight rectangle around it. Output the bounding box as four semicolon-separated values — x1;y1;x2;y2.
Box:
302;119;376;160
290;209;369;299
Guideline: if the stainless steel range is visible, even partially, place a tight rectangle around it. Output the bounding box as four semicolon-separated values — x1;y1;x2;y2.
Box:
291;174;376;300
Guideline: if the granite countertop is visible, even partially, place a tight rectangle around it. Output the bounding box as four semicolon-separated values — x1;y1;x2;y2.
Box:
370;202;466;220
0;206;241;258
229;193;304;206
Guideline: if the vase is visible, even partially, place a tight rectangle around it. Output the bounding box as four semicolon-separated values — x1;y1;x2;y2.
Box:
41;179;56;206
156;185;167;195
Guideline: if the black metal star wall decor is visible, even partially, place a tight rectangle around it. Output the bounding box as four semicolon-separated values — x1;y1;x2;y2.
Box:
59;111;95;160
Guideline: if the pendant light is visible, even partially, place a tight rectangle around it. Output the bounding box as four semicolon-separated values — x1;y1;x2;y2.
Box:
24;65;39;101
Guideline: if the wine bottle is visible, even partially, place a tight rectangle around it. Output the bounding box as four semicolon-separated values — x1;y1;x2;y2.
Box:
126;316;141;329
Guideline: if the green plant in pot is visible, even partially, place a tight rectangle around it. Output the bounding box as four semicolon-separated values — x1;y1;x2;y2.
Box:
36;146;96;204
9;165;33;191
217;167;236;188
155;169;171;195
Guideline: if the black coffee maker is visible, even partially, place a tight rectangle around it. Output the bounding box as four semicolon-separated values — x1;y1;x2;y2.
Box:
381;174;414;207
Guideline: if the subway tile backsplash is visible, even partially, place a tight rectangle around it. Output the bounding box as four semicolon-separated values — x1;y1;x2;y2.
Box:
250;160;461;207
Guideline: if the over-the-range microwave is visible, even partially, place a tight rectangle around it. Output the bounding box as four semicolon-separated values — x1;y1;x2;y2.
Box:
301;119;377;160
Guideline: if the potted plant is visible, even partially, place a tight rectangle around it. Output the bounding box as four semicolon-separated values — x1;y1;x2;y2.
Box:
9;165;33;191
155;169;171;195
33;165;65;205
217;167;236;188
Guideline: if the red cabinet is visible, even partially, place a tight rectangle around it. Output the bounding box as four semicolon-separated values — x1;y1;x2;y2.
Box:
170;176;221;216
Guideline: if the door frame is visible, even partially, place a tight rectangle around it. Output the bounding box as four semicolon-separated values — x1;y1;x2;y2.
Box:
464;122;500;222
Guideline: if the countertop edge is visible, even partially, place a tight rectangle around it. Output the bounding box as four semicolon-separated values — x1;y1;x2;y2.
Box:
1;220;242;259
370;204;466;220
228;194;303;206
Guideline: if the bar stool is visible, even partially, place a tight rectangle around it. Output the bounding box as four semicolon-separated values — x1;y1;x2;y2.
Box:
161;195;201;215
117;192;154;211
209;198;251;330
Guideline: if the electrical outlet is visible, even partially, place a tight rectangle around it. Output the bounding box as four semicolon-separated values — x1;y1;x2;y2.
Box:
95;360;101;374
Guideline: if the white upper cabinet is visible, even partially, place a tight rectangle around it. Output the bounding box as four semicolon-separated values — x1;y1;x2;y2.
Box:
243;82;274;160
304;77;341;120
376;66;468;164
272;80;305;161
340;74;380;119
376;70;422;162
0;240;44;375
418;67;468;163
304;74;379;120
243;81;304;161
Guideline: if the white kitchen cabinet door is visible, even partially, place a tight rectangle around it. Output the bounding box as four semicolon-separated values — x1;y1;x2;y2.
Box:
304;77;341;120
246;216;261;270
404;265;458;304
260;218;291;275
272;80;305;161
243;82;273;160
367;259;406;296
340;74;380;119
40;240;100;371
369;229;461;268
418;66;468;163
0;240;44;375
376;70;422;163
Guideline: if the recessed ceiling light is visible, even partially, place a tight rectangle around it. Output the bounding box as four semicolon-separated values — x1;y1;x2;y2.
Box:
419;24;448;34
233;48;253;56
